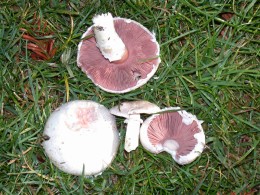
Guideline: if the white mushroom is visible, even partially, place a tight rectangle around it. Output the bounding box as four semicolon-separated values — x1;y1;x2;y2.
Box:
42;100;119;176
110;101;160;152
77;12;161;93
140;107;205;165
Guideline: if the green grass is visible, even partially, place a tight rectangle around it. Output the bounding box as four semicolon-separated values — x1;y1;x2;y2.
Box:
1;0;259;194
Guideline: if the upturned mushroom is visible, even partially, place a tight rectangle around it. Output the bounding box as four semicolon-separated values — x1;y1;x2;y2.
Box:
140;108;205;165
42;100;119;176
77;13;160;93
110;101;160;152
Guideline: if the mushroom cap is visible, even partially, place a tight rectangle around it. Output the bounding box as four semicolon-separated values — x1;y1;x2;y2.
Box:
110;100;160;118
77;17;161;93
140;108;205;165
42;100;119;176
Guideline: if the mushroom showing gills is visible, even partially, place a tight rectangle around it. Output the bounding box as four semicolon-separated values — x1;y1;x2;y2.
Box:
110;101;160;152
42;100;119;176
140;108;205;165
77;13;161;93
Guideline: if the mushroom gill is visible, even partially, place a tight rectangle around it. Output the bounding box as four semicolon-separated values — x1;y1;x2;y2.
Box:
147;112;201;158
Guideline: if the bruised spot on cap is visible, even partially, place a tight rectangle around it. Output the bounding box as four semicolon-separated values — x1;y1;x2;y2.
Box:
66;106;98;131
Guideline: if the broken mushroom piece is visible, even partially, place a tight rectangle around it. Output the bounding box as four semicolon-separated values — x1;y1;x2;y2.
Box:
110;101;160;152
77;13;161;93
42;100;119;176
140;108;205;165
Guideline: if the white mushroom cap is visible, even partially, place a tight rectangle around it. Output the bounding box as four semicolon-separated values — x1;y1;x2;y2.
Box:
110;100;161;118
42;100;119;176
140;107;205;165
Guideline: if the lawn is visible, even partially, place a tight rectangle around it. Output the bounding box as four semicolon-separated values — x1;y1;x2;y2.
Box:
1;0;259;194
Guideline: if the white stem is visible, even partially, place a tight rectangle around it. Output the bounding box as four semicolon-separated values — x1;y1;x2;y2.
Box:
92;13;126;62
124;114;142;152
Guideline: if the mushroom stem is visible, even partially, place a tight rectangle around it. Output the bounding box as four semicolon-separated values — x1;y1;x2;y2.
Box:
124;114;142;152
92;13;127;62
163;140;179;152
109;101;161;152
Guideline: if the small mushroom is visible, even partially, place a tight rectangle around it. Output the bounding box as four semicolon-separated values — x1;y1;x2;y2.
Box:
110;101;160;152
140;108;205;165
42;100;119;176
77;13;161;93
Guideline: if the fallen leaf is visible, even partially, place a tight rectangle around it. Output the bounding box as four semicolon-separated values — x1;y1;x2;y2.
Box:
21;14;57;61
220;12;234;21
218;12;235;39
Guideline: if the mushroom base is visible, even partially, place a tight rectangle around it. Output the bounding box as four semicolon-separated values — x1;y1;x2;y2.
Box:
163;139;179;152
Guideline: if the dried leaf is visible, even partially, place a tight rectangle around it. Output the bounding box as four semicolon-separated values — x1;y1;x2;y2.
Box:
218;12;235;39
31;51;49;60
220;12;234;21
21;14;57;61
22;34;40;44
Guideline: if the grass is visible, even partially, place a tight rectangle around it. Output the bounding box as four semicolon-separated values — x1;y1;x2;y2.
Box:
0;0;259;194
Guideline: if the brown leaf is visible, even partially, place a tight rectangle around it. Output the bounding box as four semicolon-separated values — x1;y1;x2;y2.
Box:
220;12;234;21
26;43;43;53
36;155;46;163
22;34;40;44
21;14;57;61
30;50;49;60
218;12;235;39
49;47;57;58
219;27;229;40
46;39;54;54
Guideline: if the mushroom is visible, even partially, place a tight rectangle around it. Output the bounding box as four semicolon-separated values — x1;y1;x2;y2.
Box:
42;100;119;176
140;108;205;165
77;13;161;93
110;101;160;152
